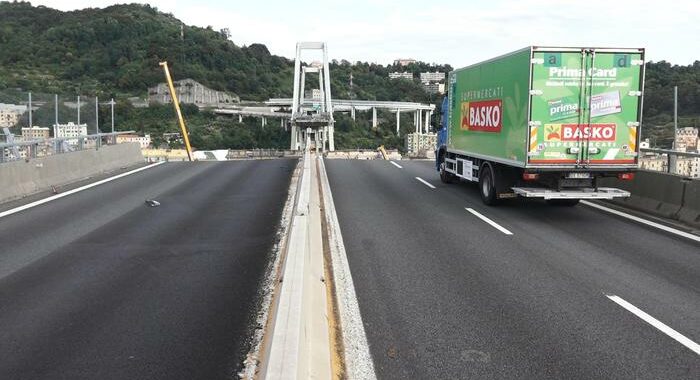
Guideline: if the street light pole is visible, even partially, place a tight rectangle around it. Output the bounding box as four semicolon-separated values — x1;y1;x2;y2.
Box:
110;98;115;133
95;96;99;134
673;86;678;149
54;94;58;137
28;92;32;128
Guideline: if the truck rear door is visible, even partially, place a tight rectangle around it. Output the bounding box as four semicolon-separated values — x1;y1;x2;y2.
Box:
527;48;645;168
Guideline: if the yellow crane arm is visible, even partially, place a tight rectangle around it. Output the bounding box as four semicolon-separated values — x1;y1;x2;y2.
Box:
159;61;193;161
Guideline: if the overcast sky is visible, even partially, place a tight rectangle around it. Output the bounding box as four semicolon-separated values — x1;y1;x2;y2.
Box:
31;0;699;67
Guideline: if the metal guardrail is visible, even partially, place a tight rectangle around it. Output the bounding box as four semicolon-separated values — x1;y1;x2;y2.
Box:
0;131;135;163
640;147;700;158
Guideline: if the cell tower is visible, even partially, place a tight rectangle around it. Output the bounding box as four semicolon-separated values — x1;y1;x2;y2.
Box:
290;42;334;151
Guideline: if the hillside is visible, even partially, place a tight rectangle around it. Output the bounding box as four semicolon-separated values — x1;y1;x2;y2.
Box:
0;1;293;99
0;1;448;102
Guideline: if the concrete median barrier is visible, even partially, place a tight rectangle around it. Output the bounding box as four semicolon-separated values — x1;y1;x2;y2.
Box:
599;170;699;229
678;179;700;227
0;143;144;204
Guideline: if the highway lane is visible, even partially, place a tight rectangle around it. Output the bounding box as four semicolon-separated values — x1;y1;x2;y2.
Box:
325;159;700;379
0;160;296;380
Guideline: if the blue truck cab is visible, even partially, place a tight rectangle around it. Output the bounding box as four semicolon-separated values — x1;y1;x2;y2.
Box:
435;96;449;171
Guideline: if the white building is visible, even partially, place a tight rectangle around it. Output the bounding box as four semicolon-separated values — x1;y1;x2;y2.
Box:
393;58;416;66
675;157;700;178
389;72;413;80
675;127;698;152
423;82;444;94
54;122;88;147
419;71;446;94
55;122;88;138
420;72;446;83
21;126;50;140
639;156;667;172
116;134;152;149
405;132;437;158
0;110;20;128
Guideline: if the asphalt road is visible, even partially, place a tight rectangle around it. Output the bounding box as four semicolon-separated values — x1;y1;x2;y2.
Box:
0;160;296;380
325;159;700;379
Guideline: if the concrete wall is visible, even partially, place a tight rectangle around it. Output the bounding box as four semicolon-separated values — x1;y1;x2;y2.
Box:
0;143;144;203
599;171;700;228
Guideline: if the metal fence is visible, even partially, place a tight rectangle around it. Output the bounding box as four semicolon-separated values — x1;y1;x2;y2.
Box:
0;131;135;163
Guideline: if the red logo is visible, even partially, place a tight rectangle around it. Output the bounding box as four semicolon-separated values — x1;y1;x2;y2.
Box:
461;99;502;132
561;124;616;141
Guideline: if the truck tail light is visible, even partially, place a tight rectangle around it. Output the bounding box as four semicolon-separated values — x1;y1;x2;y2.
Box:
523;172;539;181
618;173;635;181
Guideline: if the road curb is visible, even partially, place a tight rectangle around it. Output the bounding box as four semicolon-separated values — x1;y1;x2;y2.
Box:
258;152;333;379
318;157;377;380
240;157;302;379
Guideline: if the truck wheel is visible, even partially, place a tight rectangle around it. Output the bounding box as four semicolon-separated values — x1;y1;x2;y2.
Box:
440;161;456;184
546;199;580;207
479;164;499;205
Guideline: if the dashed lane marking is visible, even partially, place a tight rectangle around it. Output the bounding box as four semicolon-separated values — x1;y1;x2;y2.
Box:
606;294;700;356
465;207;513;235
415;177;436;189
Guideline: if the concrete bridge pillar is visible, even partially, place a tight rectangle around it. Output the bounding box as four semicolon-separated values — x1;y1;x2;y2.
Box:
396;110;401;137
351;106;356;121
238;115;243;123
415;110;422;134
372;107;377;129
328;124;335;151
290;124;298;150
425;110;431;133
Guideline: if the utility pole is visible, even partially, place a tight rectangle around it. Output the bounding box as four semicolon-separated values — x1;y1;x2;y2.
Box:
54;94;59;138
28;92;32;128
110;98;115;133
77;95;81;125
95;96;99;134
669;86;679;174
673;85;678;149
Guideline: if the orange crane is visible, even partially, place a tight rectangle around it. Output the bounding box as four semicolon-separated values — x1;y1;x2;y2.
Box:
159;61;193;161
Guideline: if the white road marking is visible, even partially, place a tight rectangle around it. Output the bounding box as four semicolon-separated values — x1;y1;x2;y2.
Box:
415;177;435;189
0;161;165;219
465;207;513;235
581;200;700;243
606;294;700;356
390;161;403;169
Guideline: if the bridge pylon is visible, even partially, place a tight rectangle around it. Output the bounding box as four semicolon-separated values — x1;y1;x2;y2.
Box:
290;42;334;151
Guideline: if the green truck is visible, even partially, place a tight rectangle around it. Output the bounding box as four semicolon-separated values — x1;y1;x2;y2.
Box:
436;47;645;205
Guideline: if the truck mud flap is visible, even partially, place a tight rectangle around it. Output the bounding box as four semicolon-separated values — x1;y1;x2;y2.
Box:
511;187;630;199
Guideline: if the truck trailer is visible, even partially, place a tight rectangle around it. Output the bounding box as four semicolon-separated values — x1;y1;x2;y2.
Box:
436;46;645;205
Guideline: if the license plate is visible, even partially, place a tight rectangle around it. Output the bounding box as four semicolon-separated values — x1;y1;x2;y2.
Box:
567;172;591;179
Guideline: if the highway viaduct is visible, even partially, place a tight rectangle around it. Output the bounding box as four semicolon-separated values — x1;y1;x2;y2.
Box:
0;145;698;380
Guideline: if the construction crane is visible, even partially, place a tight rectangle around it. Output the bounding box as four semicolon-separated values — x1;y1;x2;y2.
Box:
159;61;193;161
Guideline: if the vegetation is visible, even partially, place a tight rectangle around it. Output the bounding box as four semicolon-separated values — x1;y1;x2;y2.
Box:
0;1;697;149
640;61;700;147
